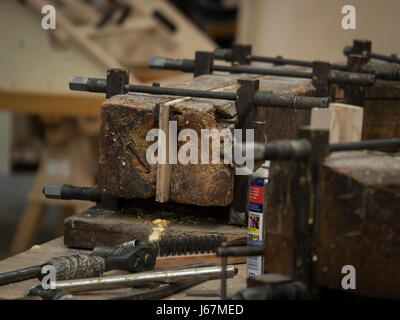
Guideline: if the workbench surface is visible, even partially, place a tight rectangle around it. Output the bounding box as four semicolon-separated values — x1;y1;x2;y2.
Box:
0;237;247;300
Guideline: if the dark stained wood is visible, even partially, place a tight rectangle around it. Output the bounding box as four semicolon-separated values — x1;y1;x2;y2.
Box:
318;151;400;299
362;80;400;141
265;148;400;299
64;206;247;249
293;127;329;286
259;77;314;141
98;73;317;207
263;127;329;286
98;74;256;206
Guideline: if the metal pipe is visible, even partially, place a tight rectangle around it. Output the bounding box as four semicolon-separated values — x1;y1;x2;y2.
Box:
149;57;375;86
329;138;400;152
0;266;40;286
53;265;237;293
368;52;400;64
244;138;400;161
344;46;400;64
216;245;265;257
43;184;100;202
214;48;348;71
212;64;312;79
249;55;348;71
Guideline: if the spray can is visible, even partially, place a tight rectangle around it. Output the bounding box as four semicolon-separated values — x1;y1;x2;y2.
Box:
247;161;270;277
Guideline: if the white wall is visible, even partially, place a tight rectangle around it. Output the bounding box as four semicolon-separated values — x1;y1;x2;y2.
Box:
236;0;400;63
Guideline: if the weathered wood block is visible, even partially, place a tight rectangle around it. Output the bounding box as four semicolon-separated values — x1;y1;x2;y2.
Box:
64;205;247;249
363;80;400;140
98;74;251;207
98;73;316;207
259;77;315;141
264;150;400;299
318;151;400;299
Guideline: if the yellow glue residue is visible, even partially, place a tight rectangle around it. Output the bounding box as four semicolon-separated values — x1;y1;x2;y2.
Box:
148;219;170;242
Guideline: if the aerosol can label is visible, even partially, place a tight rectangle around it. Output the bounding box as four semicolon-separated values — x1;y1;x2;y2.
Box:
247;177;265;277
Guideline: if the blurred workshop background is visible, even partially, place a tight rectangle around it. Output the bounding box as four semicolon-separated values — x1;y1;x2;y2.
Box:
0;0;399;259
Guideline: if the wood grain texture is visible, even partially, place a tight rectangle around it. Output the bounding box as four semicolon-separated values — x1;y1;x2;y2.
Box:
362;80;400;142
311;103;363;143
64;206;247;249
98;72;317;206
318;151;400;299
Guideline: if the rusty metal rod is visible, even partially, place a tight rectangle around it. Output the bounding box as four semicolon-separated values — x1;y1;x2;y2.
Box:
69;76;329;109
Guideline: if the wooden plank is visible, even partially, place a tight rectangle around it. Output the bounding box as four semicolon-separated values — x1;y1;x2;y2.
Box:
156;103;173;202
26;0;135;78
311;103;363;143
80;19;157;38
155;254;245;269
63;0;101;24
0;91;103;117
64;206;247;249
9;202;46;256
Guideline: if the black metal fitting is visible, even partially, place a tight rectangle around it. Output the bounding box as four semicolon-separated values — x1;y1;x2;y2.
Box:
214;44;252;65
344;39;400;64
43;184;100;202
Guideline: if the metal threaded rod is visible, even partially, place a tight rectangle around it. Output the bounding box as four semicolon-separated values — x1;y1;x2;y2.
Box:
149;56;375;86
368;52;400;64
212;64;312;79
247;138;400;161
213;48;348;70
330;138;400;152
94;235;228;257
69;76;329;109
248;55;348;71
144;234;227;257
344;46;400;64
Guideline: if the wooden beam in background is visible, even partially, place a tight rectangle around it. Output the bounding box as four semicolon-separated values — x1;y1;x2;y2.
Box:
0;90;103;117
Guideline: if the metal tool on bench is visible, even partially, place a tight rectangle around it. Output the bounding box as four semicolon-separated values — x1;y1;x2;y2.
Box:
25;262;219;300
0;234;226;286
241;137;400;161
213;43;400;82
149;52;376;97
0;245;155;286
216;244;264;300
344;39;400;64
36;264;238;293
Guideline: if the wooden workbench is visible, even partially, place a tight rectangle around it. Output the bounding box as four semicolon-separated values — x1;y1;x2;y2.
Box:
0;237;247;300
